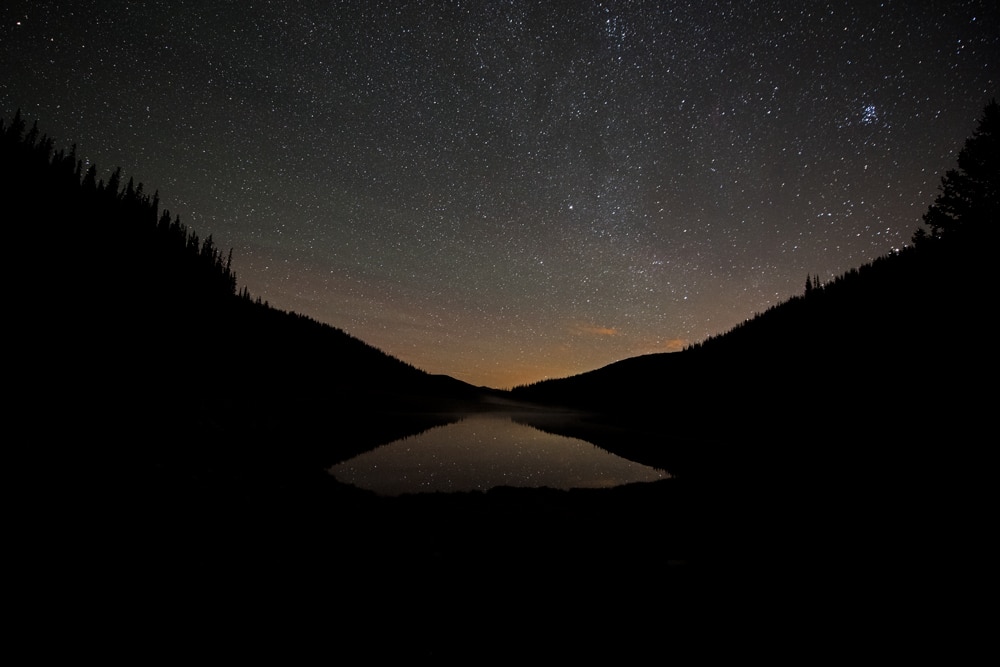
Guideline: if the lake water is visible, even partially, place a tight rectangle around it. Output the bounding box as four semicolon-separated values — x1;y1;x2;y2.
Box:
329;412;669;496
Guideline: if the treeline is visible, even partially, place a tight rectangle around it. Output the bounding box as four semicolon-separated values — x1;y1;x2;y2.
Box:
513;225;988;433
512;100;996;438
2;111;238;306
2;110;482;457
687;100;997;366
684;239;979;362
1;111;503;597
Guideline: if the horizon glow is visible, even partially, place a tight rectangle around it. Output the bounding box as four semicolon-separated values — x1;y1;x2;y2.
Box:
2;1;997;388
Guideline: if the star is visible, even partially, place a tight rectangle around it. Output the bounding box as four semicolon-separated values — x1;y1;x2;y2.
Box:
2;0;995;388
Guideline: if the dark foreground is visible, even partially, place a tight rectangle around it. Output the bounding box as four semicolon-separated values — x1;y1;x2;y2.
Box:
20;399;989;660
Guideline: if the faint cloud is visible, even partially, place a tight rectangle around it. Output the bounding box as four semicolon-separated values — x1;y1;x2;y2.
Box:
635;337;687;353
656;338;687;352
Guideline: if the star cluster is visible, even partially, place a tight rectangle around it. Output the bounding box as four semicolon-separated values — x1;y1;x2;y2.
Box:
3;1;997;387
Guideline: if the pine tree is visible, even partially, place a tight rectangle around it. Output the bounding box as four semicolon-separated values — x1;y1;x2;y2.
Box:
915;99;999;243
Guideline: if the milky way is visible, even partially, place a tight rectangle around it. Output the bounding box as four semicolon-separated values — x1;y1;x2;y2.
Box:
3;1;997;387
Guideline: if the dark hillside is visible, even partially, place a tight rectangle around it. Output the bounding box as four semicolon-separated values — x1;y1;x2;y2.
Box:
2;111;500;560
510;100;998;444
512;237;989;439
509;239;993;651
2;111;486;432
508;102;997;616
4;116;700;654
7;102;994;653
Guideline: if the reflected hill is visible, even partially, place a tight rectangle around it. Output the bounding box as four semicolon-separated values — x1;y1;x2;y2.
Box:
509;409;680;473
331;411;669;495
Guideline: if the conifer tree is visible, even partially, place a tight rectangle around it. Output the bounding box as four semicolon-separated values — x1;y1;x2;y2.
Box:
915;99;999;243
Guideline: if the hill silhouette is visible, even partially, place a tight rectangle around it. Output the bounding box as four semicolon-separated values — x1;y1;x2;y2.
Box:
509;101;997;624
512;101;998;448
5;112;705;656
511;235;988;439
6;101;995;655
3;109;491;432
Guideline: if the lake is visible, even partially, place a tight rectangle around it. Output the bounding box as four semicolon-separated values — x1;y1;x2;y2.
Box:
329;412;669;496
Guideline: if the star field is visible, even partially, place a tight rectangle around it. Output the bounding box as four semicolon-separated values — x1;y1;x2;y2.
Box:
3;1;997;387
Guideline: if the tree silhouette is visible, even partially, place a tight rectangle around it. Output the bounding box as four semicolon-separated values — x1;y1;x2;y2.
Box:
915;99;999;244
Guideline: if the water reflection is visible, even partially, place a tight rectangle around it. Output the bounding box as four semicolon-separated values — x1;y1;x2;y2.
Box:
329;413;669;496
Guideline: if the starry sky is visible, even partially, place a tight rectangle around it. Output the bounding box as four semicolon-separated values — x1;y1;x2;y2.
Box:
2;1;997;388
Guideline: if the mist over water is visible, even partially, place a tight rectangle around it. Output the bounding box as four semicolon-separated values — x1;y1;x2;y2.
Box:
330;413;669;496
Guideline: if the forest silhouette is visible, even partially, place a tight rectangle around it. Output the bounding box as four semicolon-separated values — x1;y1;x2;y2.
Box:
5;100;995;656
514;103;997;447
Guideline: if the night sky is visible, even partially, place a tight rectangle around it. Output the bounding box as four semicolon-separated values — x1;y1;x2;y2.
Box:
3;1;997;388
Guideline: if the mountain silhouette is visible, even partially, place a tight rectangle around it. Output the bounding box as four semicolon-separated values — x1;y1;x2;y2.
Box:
511;233;988;440
505;101;996;621
511;101;998;447
5;101;995;654
2;109;491;438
